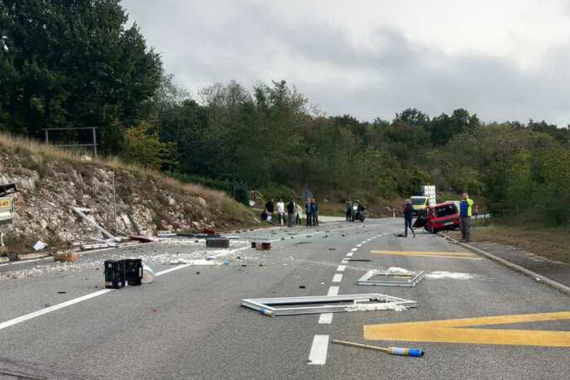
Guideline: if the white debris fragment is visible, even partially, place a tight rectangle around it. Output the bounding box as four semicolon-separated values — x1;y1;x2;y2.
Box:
168;259;220;266
382;267;414;275
33;241;48;251
425;271;477;280
345;302;408;312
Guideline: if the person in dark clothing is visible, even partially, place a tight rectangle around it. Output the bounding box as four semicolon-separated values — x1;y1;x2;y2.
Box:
311;199;319;226
286;199;295;227
305;200;312;226
265;199;275;220
345;199;353;222
403;199;415;238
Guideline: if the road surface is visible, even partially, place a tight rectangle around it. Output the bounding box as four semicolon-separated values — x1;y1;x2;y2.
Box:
1;218;569;379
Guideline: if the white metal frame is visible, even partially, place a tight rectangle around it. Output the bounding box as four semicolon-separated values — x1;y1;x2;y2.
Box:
357;270;425;287
241;293;417;316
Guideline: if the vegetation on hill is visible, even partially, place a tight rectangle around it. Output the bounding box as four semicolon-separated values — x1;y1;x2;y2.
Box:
2;1;570;227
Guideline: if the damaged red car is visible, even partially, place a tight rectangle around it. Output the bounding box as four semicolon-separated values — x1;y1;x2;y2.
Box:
424;201;460;233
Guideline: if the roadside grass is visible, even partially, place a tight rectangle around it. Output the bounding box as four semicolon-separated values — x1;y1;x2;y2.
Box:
448;220;570;265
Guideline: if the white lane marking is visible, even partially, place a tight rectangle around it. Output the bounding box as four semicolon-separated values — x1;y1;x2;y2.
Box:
351;248;358;252
332;273;343;283
318;313;333;324
328;286;339;296
346;252;354;257
0;289;113;331
356;244;362;248
337;265;346;272
308;335;329;365
0;260;221;332
341;259;348;264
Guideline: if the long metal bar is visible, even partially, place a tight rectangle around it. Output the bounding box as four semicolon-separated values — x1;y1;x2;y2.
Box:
72;207;120;242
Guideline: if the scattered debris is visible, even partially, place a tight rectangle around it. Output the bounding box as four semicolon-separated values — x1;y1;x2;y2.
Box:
241;294;417;316
345;302;408;312
332;339;424;357
130;235;158;243
33;240;48;251
346;259;371;262
142;264;155;284
328;248;336;251
299;285;306;289
424;271;478;280
53;252;79;263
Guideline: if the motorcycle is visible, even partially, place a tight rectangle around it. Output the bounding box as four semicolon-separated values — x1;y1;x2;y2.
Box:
351;204;366;222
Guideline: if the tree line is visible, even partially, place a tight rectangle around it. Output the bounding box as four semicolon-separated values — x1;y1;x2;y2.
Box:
2;0;570;226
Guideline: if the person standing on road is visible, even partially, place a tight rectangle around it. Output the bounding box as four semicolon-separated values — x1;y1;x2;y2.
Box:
404;199;415;238
305;199;313;226
287;199;295;227
311;198;319;226
460;192;474;242
276;199;285;226
295;202;303;225
265;199;275;220
345;198;353;222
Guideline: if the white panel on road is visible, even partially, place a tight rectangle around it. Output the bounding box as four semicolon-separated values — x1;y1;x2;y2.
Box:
308;335;329;365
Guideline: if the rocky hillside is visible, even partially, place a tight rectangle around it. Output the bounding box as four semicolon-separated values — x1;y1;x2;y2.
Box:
0;133;257;253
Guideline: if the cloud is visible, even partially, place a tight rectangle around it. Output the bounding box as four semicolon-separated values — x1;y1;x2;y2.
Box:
123;0;570;125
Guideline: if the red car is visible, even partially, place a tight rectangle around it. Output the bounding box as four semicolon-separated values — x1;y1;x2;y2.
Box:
425;201;460;233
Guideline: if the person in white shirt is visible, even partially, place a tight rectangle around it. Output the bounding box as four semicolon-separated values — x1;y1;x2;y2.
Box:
276;199;285;225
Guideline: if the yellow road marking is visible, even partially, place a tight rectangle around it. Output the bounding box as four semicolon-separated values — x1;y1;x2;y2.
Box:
364;311;570;347
370;250;481;260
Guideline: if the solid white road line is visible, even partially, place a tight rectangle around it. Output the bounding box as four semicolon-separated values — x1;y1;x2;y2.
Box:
0;289;113;332
332;273;343;283
0;262;211;332
336;265;346;272
318;313;333;324
327;286;339;296
308;335;329;365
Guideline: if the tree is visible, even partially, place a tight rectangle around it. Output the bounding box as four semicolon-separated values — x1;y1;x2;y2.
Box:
123;121;173;170
0;0;162;154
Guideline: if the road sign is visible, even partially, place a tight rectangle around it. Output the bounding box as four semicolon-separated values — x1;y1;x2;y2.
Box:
302;188;313;201
370;250;481;260
364;311;570;347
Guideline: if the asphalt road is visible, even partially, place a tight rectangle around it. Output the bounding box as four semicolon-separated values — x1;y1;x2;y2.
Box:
1;218;569;379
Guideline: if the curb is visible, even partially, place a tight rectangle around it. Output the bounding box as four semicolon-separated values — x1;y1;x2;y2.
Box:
440;233;570;298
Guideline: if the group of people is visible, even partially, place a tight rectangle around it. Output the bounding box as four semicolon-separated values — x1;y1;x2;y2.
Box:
261;198;320;227
402;191;475;241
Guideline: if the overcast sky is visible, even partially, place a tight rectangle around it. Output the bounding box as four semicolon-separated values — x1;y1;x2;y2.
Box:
122;0;570;125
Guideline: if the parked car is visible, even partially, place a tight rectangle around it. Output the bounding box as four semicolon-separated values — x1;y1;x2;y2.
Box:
425;201;460;233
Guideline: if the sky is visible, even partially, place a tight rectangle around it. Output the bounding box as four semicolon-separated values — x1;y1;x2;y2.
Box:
122;0;570;125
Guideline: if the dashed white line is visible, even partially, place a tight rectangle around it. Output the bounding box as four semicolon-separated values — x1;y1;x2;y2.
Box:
308;335;329;365
351;248;358;252
332;273;343;283
341;259;348;264
318;313;333;324
356;244;362;248
328;286;339;296
346;252;354;257
336;265;346;272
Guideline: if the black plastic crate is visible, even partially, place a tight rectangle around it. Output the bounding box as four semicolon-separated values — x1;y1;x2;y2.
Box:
206;237;230;248
123;258;143;286
104;260;125;289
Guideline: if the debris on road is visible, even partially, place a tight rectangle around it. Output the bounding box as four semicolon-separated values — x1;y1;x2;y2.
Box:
358;268;425;287
206;237;230;248
332;339;424;357
33;240;47;251
241;294;417;316
53;252;79;263
142;264;155;283
424;271;478;280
